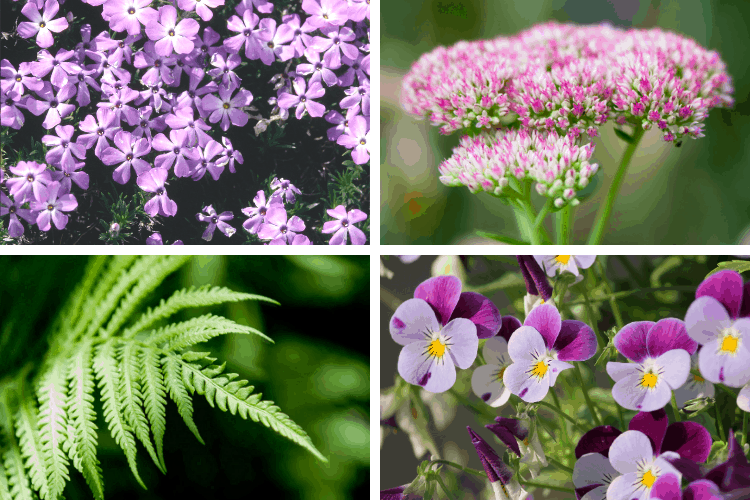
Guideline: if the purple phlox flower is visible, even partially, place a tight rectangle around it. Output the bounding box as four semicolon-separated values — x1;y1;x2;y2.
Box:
277;77;326;119
200;84;253;131
347;0;369;22
136;167;177;217
236;0;274;15
31;181;77;231
684;269;750;387
196;205;236;241
87;48;129;83
672;351;714;408
270;177;301;204
77;108;120;157
176;67;218;112
7;161;51;202
321;204;367;245
99;70;132;97
703;430;750;492
152;129;200;177
41;125;86;170
309;26;359;70
467;426;528;500
131;105;166;141
79;30;120;64
336;115;370;164
103;0;158;36
338;52;370;87
649;473;722;500
607;319;698;411
255;18;295;65
301;0;349;29
0;91;27;129
504;303;597;402
25;82;76;129
1;60;44;96
17;0;69;48
188;27;223;65
208;52;242;89
111;34;142;65
470;317;522;406
133;41;176;86
214;136;244;173
241;190;283;234
101;130;152;184
257;207;305;243
145;5;199;56
296;48;339;87
1;192;37;238
268;234;312;245
69;65;101;106
341;79;370;115
282;14;315;58
324;104;360;141
517;255;554;304
97;87;141;126
165;106;212;146
177;0;225;22
51;160;89;192
224;10;262;60
534;255;597;277
189;138;224;181
30;49;81;88
146;232;184;245
136;82;172;114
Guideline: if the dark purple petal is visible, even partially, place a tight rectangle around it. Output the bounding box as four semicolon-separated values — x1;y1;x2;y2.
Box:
704;430;750;492
450;292;502;339
523;303;561;350
740;281;750;318
661;421;712;462
517;256;538;295
574;426;622;458
646;318;698;358
497;316;522;343
575;484;601;500
696;270;744;319
554;320;598;361
682;480;723;500
661;455;704;483
518;255;553;300
649;473;681;500
485;417;529;457
467;426;512;485
614;321;653;363
414;276;462;327
380;485;407;500
628;410;668;455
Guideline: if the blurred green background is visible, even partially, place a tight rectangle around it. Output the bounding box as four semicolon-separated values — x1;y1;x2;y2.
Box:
0;255;369;500
381;0;750;245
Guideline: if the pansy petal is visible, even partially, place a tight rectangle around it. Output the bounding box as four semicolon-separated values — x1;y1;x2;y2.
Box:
612;372;671;412
497;316;522;343
555;320;598;361
628;409;669;456
738;382;750;412
647;318;697;358
580;485;608;500
609;431;654;474
573;452;619;487
508;326;547;362
548;359;573;386
606;473;646;500
575;426;622;458
654;349;691;389
574;256;597;269
740;282;750;319
503;361;549;402
606;362;639;383
699;336;750;387
523;303;561;349
451;291;502;339
696;270;744;319
649;473;681;500
485;418;527;456
682;480;722;500
661;421;712;462
389;298;440;346
442;318;478;369
614;321;654;363
414;275;462;326
685;296;732;345
398;342;456;393
471;365;510;408
483;336;511;366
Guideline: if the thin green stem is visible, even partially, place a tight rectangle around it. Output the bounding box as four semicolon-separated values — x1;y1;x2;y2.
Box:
575;363;602;426
587;126;645;245
596;261;624;330
670;392;682;422
742;411;748;448
579;287;605;349
550;390;572;453
565;286;697;306
435;475;456;500
429;460;486;478
615;256;646;287
616;403;626;431
537;401;587;433
547;457;574;475
715;397;726;442
519;480;575;494
556;204;573;244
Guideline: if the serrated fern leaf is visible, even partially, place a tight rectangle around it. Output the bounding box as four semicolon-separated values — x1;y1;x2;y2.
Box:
3;445;36;500
35;362;70;499
161;356;204;446
15;396;52;499
93;341;145;490
67;342;104;500
140;347;167;472
0;459;11;500
146;314;273;351
124;287;279;339
179;356;328;463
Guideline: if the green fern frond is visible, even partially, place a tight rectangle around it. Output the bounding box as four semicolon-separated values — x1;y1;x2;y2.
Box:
34;362;70;499
139;347;167;472
15;390;53;500
147;314;273;350
161;355;203;446
3;442;36;500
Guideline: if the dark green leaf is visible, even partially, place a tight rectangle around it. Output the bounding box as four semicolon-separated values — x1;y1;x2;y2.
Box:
705;260;750;278
615;128;634;143
476;231;529;245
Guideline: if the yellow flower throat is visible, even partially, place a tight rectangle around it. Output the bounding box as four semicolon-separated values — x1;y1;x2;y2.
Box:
641;372;658;389
555;255;571;264
428;339;446;358
531;360;548;378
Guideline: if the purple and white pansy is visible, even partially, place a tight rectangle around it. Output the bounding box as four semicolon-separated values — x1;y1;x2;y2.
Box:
471;316;521;407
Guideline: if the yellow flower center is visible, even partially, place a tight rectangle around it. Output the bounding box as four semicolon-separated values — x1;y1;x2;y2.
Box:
555;255;571;265
641;372;658;388
640;470;657;488
497;367;506;381
428;338;446;358
719;328;740;354
530;360;548;378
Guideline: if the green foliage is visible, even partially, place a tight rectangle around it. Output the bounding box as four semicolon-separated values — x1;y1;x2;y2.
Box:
706;260;750;278
0;256;326;500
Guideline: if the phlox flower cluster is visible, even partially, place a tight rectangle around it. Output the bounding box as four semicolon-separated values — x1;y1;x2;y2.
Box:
439;128;598;207
1;0;370;243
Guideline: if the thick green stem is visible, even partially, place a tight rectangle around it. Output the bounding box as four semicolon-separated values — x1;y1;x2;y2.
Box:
534;199;553;234
715;398;726;442
429;460;486;478
575;363;602;426
520;199;542;245
556;204;573;244
616;403;626;431
579;287;605;349
742;411;748;448
512;200;534;243
587;127;645;245
435;475;456;500
519;480;575;494
597;261;624;330
670;392;682;422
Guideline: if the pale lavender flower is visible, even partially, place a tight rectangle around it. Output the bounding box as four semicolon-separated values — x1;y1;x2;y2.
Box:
177;0;225;22
1;91;27;130
223;10;261;61
301;0;349;29
152;130;200;177
96;87;141;126
282;14;315;58
324;105;360;141
145;5;199;56
277;77;326;119
31;181;77;231
189;139;225;181
338;52;369;87
29;49;80;87
336;115;369;164
255;18;295;65
17;0;69;49
164;106;212;146
196;205;236;241
201;85;253;131
257;206;305;243
270;177;301;204
236;0;274;15
136;167;177;217
214;137;244;173
340;80;370;115
50;160;89;192
321;205;367;245
1;192;37;238
101;130;152;184
1;60;44;96
77;108;121;157
268;234;311;245
25;82;76;129
296;49;338;87
41;125;86;170
208;53;242;89
133;42;176;86
309;26;359;70
6;161;51;202
176;67;218;112
131;105;166;141
146;232;183;245
103;0;158;36
241;190;282;234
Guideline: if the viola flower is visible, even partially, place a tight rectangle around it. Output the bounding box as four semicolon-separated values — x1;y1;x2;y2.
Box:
467;426;529;500
486;415;548;478
607;433;681;500
41;125;86;170
336;115;369;164
25;82;76;129
321;205;367;245
573;453;620;500
6;161;51;202
241;190;283;234
201;85;254;131
1;192;38;238
277;77;326;119
517;255;555;307
255;18;295;65
1;60;44;96
504;303;597;402
101;130;152;184
257;207;306;243
268;234;312;245
684;270;750;387
223;10;262;61
703;430;750;491
214;137;244;173
177;0;225;22
672;351;714;408
270;177;301;204
309;26;360;70
31;181;77;231
145;5;200;57
77;108;121;158
17;0;69;49
470;317;522;407
136;167;177;217
534;255;597;277
649;473;723;500
197;205;236;241
103;0;158;36
152;129;200;177
146;232;183;245
50;161;89;192
301;0;349;29
607;319;697;411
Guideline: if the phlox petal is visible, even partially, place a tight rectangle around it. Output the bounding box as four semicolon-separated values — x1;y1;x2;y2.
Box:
348;225;366;245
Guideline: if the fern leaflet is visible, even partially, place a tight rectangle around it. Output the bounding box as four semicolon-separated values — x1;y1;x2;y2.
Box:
35;361;70;499
139;347;168;472
146;314;273;350
161;355;204;446
14;393;52;499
